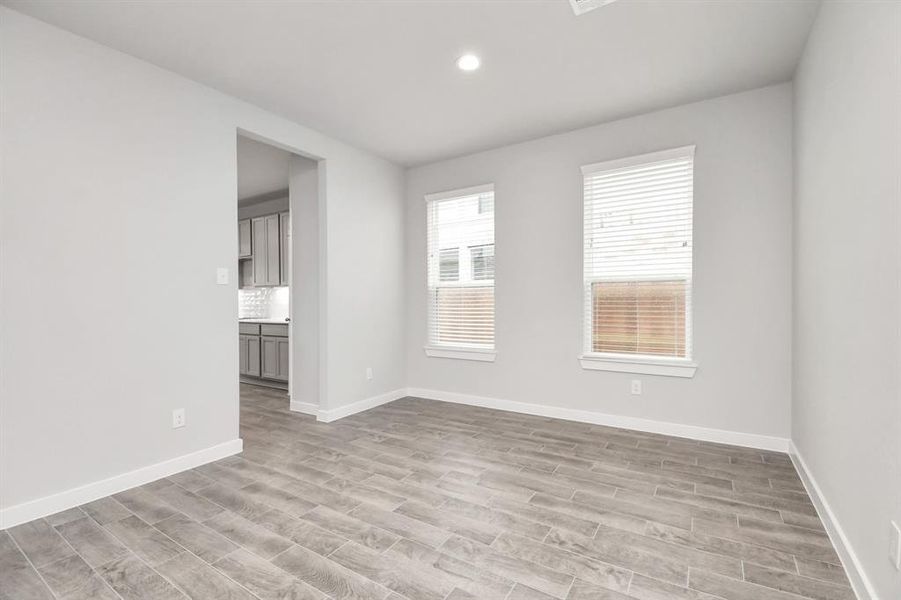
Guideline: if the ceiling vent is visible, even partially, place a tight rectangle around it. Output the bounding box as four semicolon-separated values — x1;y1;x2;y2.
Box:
569;0;619;16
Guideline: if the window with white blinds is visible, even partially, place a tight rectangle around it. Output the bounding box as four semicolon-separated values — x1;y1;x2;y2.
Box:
582;146;694;362
426;184;495;355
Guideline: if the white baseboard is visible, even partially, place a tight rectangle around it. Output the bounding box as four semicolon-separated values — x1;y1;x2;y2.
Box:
0;438;243;530
317;388;407;423
406;387;790;452
289;401;318;416
789;442;875;600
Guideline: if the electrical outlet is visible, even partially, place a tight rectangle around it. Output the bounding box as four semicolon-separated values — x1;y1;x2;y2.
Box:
631;380;642;395
890;521;901;570
172;408;186;429
366;367;373;380
216;267;229;285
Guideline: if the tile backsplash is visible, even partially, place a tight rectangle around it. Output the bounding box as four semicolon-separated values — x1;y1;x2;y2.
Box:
238;287;290;320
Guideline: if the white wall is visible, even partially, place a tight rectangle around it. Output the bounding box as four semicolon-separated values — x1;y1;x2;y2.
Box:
405;84;794;442
793;3;901;599
0;8;406;517
324;153;407;411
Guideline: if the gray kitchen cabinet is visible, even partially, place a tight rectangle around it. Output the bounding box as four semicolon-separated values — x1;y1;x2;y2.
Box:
251;214;280;286
239;322;261;335
239;334;261;377
279;211;290;286
260;323;288;337
277;337;289;380
238;259;253;289
238;219;252;258
260;335;289;381
239;321;286;385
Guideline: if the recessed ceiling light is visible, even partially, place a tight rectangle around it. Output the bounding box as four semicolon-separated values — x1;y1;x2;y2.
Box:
456;54;481;72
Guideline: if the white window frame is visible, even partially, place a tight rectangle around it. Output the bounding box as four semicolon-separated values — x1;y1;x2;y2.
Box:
579;146;697;378
424;183;497;362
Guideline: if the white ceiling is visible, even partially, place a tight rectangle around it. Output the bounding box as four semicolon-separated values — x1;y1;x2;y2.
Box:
5;0;819;166
236;135;292;203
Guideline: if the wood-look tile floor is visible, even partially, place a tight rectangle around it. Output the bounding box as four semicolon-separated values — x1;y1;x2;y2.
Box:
1;384;855;600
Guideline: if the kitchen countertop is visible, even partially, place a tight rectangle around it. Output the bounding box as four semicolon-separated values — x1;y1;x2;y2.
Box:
238;318;290;324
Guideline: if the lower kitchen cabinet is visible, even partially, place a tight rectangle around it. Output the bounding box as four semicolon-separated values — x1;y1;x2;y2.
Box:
260;335;289;381
240;322;288;385
239;334;261;377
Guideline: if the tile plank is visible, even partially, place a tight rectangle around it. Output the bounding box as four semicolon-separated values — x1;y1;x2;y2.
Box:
271;544;392;600
440;535;573;598
156;552;257;600
153;514;238;563
97;554;186;600
54;517;129;568
203;511;293;559
104;515;185;566
0;531;56;600
213;548;326;600
742;562;855;600
9;519;75;567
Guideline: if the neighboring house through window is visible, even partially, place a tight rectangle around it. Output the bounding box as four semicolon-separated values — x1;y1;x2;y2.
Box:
470;244;495;281
439;247;459;281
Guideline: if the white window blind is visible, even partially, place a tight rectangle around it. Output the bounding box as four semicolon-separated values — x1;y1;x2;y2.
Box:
582;146;694;360
426;184;495;350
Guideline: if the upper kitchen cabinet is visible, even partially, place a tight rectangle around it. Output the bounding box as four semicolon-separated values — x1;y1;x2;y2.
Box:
238;219;252;258
251;214;281;286
279;211;290;286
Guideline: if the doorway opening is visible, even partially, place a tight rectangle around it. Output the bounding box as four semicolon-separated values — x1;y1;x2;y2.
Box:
235;133;320;422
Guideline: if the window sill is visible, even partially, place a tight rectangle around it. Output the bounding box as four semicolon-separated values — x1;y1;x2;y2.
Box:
579;354;697;378
425;346;497;362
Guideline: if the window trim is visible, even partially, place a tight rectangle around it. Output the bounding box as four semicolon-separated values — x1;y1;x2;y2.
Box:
424;345;497;362
424;183;495;203
580;145;696;374
579;353;697;378
581;145;695;176
425;183;496;358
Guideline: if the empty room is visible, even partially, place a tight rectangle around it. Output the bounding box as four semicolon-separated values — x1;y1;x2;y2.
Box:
0;1;898;599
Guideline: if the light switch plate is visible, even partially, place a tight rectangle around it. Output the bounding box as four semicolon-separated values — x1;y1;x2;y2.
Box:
216;267;229;285
891;520;901;570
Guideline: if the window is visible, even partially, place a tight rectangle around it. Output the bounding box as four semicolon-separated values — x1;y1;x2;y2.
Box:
425;184;495;360
470;244;495;280
581;146;696;377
